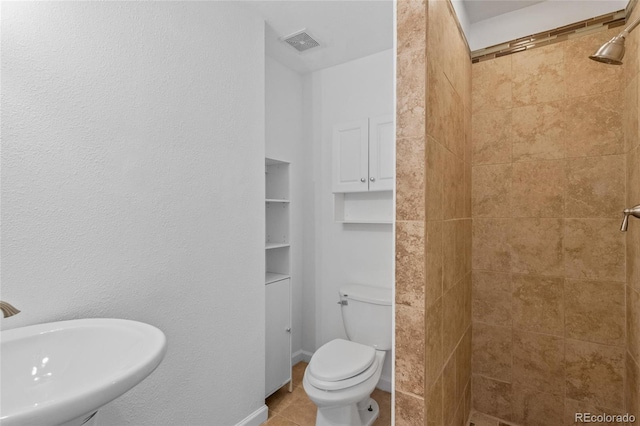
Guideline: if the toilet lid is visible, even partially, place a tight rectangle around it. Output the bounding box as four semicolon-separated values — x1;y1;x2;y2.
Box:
308;339;376;382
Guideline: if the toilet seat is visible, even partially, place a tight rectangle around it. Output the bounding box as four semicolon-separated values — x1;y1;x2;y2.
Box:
307;339;378;391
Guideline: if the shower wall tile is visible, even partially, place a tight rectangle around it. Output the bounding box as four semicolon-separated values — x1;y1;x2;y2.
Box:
472;322;512;381
443;278;466;356
395;304;425;396
565;339;625;410
472;164;511;217
428;62;465;158
426;298;443;387
456;328;472;398
397;0;426;55
426;374;443;426
629;286;640;364
443;219;466;292
395;221;425;308
564;279;625;346
472;271;512;326
509;218;563;276
426;220;443;306
511;386;564;426
511;101;565;162
512;45;565;107
512;330;565;395
563;219;625;282
511;160;565;218
426;136;444;220
443;356;457;425
472;375;513;421
396;138;425;222
626;353;640;426
563;399;625;426
625;79;639;155
397;49;426;140
472;219;511;272
443;147;465;219
565;91;624;157
566;155;625;218
628;217;640;292
564;28;623;98
395;391;424;426
472;110;512;165
472;55;512;114
512;274;564;336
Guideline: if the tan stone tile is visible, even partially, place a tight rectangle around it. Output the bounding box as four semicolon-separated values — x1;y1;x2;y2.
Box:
444;146;466;219
626;78;640;154
397;49;426;140
265;414;300;426
472;322;512;382
426;220;443;307
396;221;425;309
472;271;512;327
565;339;624;410
512;330;564;395
465;161;472;218
472;164;511;218
629;146;640;207
624;24;639;89
292;362;307;388
427;374;443;426
564;279;625;346
565;91;624;158
396;138;425;222
372;388;392;426
429;61;465;158
564;399;627;426
565;28;623;98
509;218;563;276
629;286;640;365
463;270;472;329
511;160;565;218
395;304;425;396
564;219;625;282
456;328;472;400
463;382;471;425
512;274;564;336
464;219;472;276
472;218;511;272
278;391;317;426
443;278;466;357
266;386;299;414
472;56;512;114
472;375;512;421
512;385;564;426
512;101;565;162
469;411;500;426
427;137;444;221
395;391;425;426
426;298;443;388
512;45;565;107
397;0;426;55
626;353;640;425
471;109;511;165
566;155;625;218
443;219;466;292
443;356;457;426
628;220;640;293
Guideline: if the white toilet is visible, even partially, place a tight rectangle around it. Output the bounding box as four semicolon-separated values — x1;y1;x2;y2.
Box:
303;284;391;426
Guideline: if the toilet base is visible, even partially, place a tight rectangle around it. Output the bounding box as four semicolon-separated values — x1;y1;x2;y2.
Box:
315;397;379;426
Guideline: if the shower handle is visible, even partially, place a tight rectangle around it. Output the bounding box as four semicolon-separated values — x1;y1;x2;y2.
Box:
621;204;640;232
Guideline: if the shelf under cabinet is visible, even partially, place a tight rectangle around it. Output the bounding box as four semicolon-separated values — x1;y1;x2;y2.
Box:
266;243;290;250
265;272;290;285
266;199;290;203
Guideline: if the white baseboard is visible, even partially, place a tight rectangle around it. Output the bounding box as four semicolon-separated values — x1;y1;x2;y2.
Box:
292;349;313;365
235;405;268;426
376;376;392;393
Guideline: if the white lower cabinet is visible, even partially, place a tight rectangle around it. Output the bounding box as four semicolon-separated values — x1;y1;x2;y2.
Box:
265;277;291;397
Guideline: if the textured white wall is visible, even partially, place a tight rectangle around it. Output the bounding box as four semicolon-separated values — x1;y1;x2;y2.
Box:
1;2;266;425
304;49;394;388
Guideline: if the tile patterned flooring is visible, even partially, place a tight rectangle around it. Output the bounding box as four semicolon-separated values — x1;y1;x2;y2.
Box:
468;410;520;426
263;362;391;426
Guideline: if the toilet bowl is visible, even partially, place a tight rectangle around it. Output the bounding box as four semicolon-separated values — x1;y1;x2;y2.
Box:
302;284;391;426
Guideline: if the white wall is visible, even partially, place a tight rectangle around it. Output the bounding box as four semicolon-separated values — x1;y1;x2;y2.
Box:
304;49;394;388
1;2;266;425
265;56;311;363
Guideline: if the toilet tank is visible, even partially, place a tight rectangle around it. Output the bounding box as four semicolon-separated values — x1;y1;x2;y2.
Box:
339;284;392;350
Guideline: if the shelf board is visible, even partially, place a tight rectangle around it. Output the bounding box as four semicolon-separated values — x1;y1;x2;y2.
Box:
265;272;290;284
266;243;290;250
337;220;393;224
266;199;290;203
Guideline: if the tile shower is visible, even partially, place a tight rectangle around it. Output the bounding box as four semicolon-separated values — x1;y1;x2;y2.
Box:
396;0;640;424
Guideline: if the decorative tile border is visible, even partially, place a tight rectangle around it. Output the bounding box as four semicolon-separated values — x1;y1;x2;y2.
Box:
471;9;629;63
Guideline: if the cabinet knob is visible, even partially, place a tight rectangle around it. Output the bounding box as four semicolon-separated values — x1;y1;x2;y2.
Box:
285;328;291;333
370;177;375;182
360;178;366;183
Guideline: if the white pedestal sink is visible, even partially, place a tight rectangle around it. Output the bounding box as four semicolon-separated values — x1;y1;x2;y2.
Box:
0;318;167;426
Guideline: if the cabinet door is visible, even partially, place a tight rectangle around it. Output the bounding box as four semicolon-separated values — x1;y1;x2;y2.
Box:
368;114;394;192
265;278;291;397
332;119;369;193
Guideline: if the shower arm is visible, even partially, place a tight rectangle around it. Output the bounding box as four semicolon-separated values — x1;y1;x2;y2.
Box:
618;15;640;39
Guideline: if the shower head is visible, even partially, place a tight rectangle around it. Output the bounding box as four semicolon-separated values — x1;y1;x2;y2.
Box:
589;35;625;65
589;15;640;65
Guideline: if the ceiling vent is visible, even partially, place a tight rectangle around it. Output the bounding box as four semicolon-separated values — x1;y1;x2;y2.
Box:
282;29;320;53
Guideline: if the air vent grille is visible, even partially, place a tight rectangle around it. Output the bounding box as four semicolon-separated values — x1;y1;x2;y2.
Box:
282;30;320;53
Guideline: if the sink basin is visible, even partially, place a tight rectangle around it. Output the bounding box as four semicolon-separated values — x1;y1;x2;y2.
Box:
0;318;167;426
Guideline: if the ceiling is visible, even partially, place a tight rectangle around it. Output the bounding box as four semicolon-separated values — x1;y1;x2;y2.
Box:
461;0;546;23
246;1;393;74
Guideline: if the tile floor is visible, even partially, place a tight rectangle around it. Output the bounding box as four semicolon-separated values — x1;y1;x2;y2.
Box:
263;362;391;426
468;410;519;426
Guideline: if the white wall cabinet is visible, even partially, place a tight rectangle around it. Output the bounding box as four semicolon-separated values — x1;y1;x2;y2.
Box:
332;114;394;193
265;158;292;398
